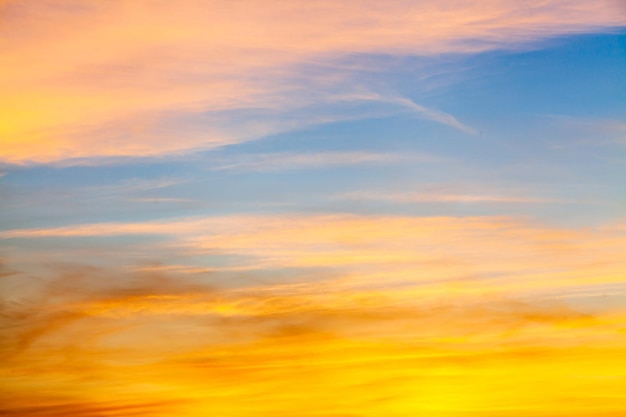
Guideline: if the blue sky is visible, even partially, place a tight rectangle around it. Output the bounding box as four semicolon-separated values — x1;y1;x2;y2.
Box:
2;33;624;230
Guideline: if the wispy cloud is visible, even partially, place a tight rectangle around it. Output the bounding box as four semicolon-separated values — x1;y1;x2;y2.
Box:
340;190;561;203
548;116;626;148
0;399;186;417
342;92;480;135
2;259;626;416
329;91;479;135
127;197;195;203
1;0;623;164
2;214;626;295
209;151;431;172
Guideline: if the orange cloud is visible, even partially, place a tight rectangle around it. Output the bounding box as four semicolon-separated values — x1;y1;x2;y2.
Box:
0;400;185;417
1;0;624;164
3;214;626;301
2;260;626;416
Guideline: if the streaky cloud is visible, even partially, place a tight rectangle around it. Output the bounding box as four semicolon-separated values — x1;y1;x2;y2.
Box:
1;0;623;164
209;151;428;172
340;190;560;203
2;260;626;416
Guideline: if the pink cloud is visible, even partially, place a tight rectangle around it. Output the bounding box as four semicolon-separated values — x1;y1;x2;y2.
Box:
1;0;623;163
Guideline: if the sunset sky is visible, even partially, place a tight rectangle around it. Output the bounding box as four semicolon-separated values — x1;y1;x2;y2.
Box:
1;1;626;416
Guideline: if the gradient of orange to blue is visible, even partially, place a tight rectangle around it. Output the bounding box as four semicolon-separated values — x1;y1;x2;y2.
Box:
1;1;626;416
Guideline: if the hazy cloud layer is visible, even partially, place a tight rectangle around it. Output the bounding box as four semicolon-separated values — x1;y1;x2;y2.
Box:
3;214;626;295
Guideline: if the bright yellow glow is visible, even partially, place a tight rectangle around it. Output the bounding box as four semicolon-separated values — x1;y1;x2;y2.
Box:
1;215;625;415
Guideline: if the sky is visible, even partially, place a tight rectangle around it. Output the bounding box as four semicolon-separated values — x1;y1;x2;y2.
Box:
1;1;625;416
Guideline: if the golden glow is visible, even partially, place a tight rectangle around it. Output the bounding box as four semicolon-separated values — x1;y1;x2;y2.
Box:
1;215;625;415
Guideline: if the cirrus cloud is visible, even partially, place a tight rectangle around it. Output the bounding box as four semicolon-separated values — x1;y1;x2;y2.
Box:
1;0;624;164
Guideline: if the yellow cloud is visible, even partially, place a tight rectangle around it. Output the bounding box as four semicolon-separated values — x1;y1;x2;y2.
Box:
3;214;626;296
2;259;626;416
